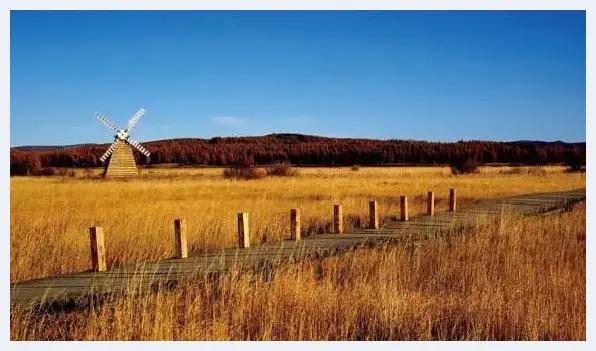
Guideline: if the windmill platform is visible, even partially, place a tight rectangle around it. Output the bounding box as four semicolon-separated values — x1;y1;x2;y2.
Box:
104;140;139;178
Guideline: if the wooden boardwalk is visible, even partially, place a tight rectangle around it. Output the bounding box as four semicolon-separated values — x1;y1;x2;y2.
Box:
10;188;586;309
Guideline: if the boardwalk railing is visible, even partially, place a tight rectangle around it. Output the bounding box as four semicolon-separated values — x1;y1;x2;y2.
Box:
10;188;586;309
88;189;457;272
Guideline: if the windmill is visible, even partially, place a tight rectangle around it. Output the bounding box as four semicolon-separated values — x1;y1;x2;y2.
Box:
94;108;151;178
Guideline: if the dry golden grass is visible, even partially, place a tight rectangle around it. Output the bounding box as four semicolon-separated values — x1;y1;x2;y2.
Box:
10;166;584;282
10;201;585;340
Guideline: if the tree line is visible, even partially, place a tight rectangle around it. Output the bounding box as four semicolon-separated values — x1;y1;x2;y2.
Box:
10;133;586;175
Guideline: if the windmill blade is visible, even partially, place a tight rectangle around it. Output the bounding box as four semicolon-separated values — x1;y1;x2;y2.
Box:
95;113;119;132
127;138;151;157
126;108;146;131
99;141;119;163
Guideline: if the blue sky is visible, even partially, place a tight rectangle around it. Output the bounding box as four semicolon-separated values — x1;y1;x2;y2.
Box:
10;10;586;146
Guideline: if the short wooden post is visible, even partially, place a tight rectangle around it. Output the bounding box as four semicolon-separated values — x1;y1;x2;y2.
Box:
400;196;408;221
333;204;343;234
89;226;106;272
449;188;457;212
173;218;188;259
237;212;250;248
427;191;435;215
369;200;379;230
290;209;301;241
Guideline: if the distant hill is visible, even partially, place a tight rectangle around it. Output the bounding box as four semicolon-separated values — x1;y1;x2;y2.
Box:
10;134;586;174
12;135;585;151
510;140;585;146
11;143;100;152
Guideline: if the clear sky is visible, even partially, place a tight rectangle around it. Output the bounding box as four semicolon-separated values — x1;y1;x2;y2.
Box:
10;10;586;146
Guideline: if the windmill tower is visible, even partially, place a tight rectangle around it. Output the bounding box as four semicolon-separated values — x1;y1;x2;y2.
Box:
94;108;151;178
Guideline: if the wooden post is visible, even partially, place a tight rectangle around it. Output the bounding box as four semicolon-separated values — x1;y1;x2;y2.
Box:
369;200;379;230
89;226;106;272
400;196;408;221
333;204;343;234
449;188;457;212
290;209;301;241
427;191;435;215
237;212;250;248
173;218;188;259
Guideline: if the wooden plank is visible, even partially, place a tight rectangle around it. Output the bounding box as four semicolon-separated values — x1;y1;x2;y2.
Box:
333;204;343;234
427;191;435;215
400;196;408;221
173;218;188;259
369;200;379;230
290;209;301;241
449;188;457;211
89;227;106;272
237;212;250;248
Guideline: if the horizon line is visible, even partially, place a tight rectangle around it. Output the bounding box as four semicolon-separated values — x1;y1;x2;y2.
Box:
9;133;587;149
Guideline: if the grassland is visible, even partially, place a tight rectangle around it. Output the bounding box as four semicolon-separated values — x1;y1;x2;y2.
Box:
11;198;585;340
10;166;584;283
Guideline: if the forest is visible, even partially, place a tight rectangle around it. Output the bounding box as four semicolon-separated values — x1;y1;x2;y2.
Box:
10;133;586;175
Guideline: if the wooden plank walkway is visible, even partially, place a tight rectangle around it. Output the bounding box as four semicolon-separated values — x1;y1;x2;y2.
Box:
10;188;586;309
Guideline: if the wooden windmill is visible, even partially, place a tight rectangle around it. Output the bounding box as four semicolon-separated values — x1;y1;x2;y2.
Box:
94;108;151;178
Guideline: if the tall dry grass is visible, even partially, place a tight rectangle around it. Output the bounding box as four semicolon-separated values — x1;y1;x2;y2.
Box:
10;166;584;282
11;202;585;340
